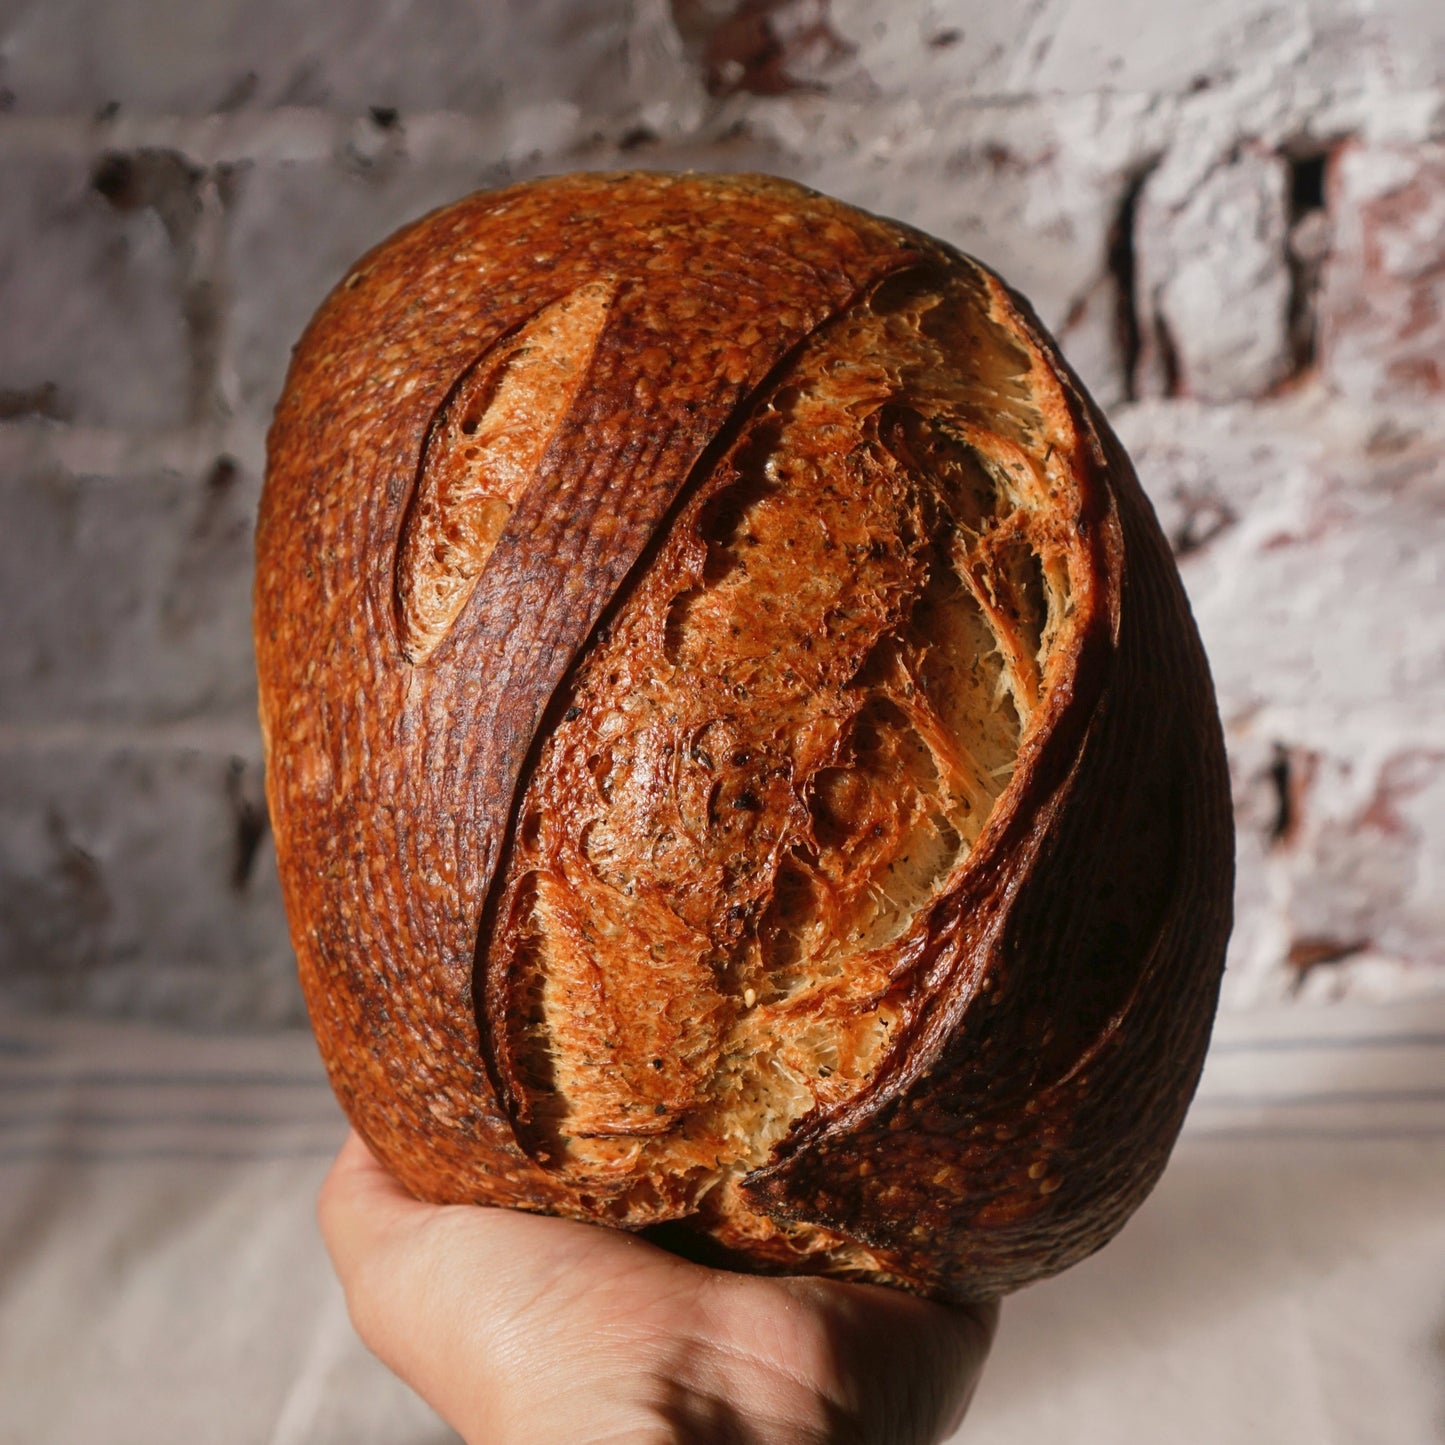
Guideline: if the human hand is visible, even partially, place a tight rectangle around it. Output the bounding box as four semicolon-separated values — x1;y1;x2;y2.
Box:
319;1131;998;1444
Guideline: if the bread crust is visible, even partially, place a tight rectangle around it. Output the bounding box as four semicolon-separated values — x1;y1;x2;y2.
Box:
255;171;1232;1302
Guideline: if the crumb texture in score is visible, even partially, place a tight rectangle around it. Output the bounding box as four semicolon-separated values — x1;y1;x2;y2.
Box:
396;281;614;663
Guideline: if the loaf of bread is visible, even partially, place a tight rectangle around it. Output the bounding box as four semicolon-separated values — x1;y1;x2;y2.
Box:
255;171;1233;1303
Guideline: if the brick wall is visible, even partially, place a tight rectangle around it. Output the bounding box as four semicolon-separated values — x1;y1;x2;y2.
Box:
1;0;1441;1023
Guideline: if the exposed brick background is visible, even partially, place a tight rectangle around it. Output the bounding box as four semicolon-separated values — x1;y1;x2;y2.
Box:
0;0;1441;1023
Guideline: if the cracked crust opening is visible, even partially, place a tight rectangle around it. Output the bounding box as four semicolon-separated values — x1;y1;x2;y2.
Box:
480;264;1089;1262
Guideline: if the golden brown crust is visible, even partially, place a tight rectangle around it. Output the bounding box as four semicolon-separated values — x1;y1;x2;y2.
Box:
255;171;1232;1302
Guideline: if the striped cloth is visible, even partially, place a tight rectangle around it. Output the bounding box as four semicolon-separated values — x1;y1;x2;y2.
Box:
1;998;1442;1444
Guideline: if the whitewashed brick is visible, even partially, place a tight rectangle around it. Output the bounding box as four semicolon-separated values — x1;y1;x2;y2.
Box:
828;0;1305;99
827;0;1444;101
1320;141;1445;403
1121;398;1444;754
0;444;259;724
1285;748;1445;975
1118;395;1445;1000
0;744;297;1024
1134;148;1293;402
0;153;191;429
0;0;633;117
1027;0;1311;96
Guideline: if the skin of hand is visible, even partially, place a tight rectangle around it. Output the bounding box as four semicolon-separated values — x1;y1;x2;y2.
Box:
320;1131;998;1445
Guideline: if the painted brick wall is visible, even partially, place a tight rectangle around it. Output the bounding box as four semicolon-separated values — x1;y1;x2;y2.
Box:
1;0;1441;1024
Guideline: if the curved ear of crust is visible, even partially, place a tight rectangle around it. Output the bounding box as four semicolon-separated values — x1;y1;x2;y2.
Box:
256;172;1232;1301
739;286;1234;1300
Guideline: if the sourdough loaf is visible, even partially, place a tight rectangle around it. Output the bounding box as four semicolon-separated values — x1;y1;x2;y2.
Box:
255;171;1233;1302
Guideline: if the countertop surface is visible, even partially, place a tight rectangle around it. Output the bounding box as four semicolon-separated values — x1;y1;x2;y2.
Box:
2;997;1442;1444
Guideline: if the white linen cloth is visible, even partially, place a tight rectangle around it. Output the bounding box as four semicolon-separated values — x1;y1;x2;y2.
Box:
1;997;1442;1444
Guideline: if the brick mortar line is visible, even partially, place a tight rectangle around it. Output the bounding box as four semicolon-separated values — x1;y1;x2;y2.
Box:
0;423;269;475
0;720;263;753
0;111;346;164
0;87;1440;165
1224;707;1445;749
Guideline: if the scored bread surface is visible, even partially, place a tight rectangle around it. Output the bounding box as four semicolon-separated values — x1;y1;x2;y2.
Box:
256;172;1233;1302
485;269;1081;1249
